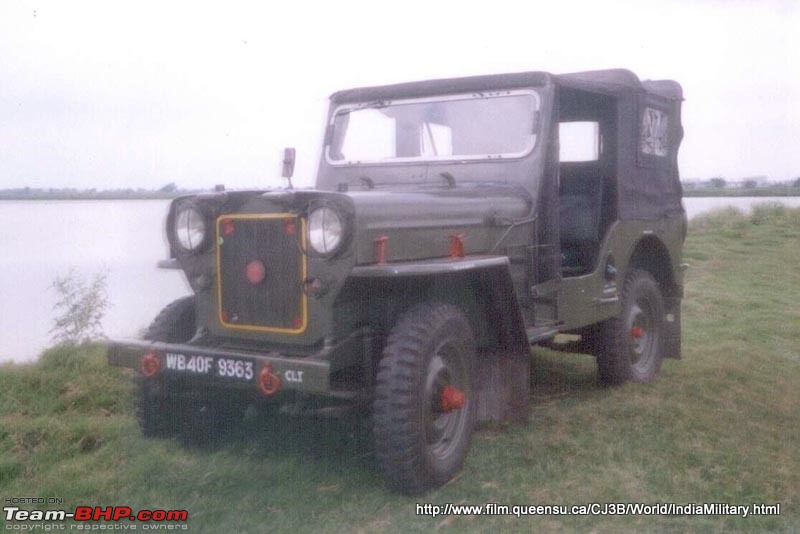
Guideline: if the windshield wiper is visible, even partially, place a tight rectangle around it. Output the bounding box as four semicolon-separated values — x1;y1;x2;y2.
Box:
354;99;390;111
335;100;389;118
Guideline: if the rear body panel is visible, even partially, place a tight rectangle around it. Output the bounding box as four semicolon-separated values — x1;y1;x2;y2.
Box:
558;214;686;331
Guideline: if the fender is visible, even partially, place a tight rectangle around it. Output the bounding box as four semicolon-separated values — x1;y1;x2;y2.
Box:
350;254;530;423
349;255;527;353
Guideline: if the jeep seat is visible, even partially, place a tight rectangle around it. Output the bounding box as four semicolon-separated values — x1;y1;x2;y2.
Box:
559;165;603;276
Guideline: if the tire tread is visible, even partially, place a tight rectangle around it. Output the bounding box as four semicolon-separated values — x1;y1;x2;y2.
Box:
374;303;475;494
597;269;665;386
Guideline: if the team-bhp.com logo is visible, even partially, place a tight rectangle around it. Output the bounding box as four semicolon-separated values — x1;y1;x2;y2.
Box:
4;506;188;523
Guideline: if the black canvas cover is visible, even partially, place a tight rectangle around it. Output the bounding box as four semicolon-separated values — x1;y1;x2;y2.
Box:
329;69;685;221
555;71;684;221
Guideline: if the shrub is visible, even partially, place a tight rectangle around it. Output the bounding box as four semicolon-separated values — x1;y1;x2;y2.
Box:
750;202;787;225
50;270;109;346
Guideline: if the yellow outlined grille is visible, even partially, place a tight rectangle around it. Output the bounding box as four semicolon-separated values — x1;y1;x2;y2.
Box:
215;213;308;335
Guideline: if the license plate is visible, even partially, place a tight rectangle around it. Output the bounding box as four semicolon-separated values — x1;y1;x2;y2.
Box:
164;352;255;382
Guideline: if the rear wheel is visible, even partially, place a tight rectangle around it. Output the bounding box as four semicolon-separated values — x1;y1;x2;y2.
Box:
373;304;476;494
597;269;665;385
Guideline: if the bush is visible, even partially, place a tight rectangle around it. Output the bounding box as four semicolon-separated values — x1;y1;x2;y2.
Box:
690;206;747;233
691;204;800;239
50;270;109;346
750;202;787;225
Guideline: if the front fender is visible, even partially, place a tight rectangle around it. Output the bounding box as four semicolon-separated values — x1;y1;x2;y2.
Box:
347;255;528;356
346;254;530;423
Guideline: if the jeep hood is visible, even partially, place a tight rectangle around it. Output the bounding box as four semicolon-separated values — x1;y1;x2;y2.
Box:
346;184;532;264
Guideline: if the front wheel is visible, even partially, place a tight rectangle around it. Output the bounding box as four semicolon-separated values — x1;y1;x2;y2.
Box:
137;296;196;437
597;269;666;385
136;296;247;442
373;303;476;494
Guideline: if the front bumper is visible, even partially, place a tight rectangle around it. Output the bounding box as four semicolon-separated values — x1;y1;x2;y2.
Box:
107;338;335;395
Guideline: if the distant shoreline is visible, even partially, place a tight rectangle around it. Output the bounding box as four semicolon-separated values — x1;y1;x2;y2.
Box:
0;192;197;201
1;187;798;200
0;195;182;201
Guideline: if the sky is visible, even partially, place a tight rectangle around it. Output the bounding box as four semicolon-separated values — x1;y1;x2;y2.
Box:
0;0;798;190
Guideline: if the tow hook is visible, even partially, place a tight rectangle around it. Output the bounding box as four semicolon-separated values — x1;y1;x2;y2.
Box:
258;363;282;396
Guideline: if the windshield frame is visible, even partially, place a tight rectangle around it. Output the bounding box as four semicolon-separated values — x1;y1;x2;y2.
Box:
324;89;541;167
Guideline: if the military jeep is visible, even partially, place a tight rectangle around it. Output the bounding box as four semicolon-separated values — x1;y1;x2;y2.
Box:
108;69;686;494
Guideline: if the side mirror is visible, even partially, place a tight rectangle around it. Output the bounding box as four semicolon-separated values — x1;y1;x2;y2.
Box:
281;147;296;179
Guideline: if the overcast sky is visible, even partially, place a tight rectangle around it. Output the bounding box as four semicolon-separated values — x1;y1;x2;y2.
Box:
1;0;798;190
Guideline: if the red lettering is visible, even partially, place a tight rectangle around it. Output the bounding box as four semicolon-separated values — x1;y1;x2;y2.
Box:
73;505;187;523
113;507;132;521
94;507;114;521
166;510;188;521
74;507;92;521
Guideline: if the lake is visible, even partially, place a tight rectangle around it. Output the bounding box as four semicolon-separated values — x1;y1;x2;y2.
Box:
0;200;189;363
2;195;799;362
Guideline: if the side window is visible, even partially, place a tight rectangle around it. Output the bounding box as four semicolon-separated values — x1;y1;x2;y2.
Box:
640;107;669;157
559;121;599;162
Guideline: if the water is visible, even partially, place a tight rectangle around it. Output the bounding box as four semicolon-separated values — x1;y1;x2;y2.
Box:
0;200;189;363
1;196;798;363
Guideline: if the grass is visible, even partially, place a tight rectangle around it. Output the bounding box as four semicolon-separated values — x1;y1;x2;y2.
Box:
2;204;799;533
682;186;800;197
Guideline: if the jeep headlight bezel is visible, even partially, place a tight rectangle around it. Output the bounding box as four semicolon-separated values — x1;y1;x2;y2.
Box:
172;201;208;254
307;205;345;256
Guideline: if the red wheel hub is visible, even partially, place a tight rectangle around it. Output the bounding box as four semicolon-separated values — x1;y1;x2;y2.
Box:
630;326;645;339
439;385;466;412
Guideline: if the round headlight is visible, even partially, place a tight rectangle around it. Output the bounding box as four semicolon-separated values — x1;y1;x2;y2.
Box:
174;204;207;252
308;207;344;255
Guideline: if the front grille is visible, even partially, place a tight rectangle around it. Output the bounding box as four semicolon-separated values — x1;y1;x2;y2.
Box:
216;214;307;334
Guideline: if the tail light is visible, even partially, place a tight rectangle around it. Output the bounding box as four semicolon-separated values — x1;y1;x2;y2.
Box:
140;351;161;377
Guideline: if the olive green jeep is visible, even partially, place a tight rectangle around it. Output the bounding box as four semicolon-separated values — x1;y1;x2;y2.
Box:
108;69;687;494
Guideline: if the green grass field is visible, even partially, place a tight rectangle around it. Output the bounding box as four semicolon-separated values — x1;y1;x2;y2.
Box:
682;186;799;197
2;204;798;533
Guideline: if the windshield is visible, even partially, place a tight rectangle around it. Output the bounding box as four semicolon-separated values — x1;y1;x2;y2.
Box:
326;90;539;165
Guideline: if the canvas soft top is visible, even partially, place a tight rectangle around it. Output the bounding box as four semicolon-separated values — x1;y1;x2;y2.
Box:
329;69;684;221
330;69;683;103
